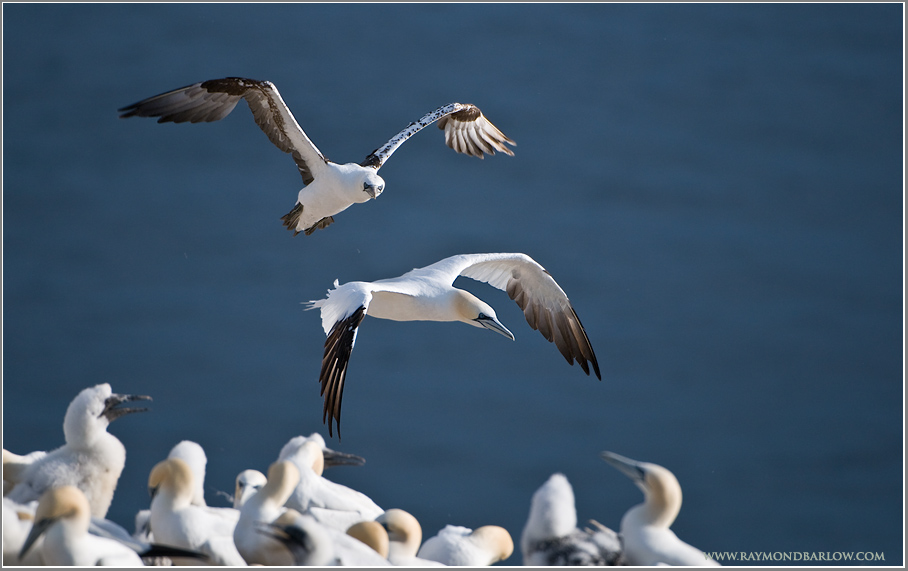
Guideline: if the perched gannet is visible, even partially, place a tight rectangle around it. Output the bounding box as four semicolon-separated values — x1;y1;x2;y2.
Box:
257;509;391;566
233;469;267;509
276;435;382;526
376;508;444;566
148;457;246;566
167;441;208;506
17;486;204;567
347;520;390;558
234;461;300;565
119;77;514;236
418;524;514;565
601;451;719;566
309;252;601;436
521;473;623;566
7;384;151;518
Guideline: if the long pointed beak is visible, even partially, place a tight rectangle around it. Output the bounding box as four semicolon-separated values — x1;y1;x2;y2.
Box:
476;315;515;340
364;184;383;199
601;451;646;484
101;393;152;422
19;517;54;560
322;447;366;468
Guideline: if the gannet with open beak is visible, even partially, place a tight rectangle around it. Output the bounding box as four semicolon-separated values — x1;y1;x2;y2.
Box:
521;473;623;565
417;524;514;566
233;461;300;566
308;252;601;436
601;451;719;566
147;457;246;566
6;384;151;518
119;77;514;236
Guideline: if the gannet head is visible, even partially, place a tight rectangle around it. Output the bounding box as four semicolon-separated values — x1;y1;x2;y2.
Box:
453;290;515;340
264;461;301;504
347;520;390;558
377;508;422;559
148;457;195;506
601;451;682;528
234;469;267;509
472;525;515;563
362;171;385;200
20;486;90;560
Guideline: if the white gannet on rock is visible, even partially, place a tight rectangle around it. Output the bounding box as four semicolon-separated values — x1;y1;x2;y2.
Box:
601;451;719;566
18;486;144;566
147;457;246;566
276;435;381;527
167;441;208;507
6;384;151;518
234;461;300;566
118;77;514;236
308;252;602;436
418;524;514;566
521;473;623;566
233;469;267;509
376;508;445;566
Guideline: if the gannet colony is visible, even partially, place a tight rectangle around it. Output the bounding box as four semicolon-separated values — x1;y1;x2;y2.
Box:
3;78;716;566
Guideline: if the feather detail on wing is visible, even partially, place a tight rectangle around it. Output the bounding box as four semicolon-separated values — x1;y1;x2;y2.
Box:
119;77;327;185
307;283;373;438
360;103;514;169
459;254;601;379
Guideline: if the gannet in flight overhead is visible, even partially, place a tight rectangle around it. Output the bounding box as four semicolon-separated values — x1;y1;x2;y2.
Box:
6;384;151;518
520;473;623;566
118;77;515;236
601;451;719;566
308;252;601;436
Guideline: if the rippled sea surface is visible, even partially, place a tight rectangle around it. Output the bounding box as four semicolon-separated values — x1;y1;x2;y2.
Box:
3;3;903;565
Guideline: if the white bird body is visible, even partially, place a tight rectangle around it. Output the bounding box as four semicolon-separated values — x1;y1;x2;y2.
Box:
601;451;719;566
234;461;300;566
3;449;47;495
6;384;151;518
277;435;382;524
148;457;245;566
258;509;391;566
417;524;514;566
521;473;623;566
309;253;601;436
19;486;144;567
3;497;43;565
119;77;514;236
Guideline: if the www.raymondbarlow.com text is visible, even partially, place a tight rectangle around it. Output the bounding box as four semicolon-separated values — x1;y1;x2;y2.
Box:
704;551;885;563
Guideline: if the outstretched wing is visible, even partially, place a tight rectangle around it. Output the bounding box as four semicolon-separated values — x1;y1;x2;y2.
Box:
307;283;373;438
360;103;515;168
454;253;601;379
119;77;328;185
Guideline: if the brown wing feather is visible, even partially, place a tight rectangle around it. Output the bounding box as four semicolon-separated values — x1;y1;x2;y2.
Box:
319;306;366;438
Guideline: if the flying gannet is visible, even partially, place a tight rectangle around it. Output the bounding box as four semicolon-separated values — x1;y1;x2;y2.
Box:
6;384;151;518
118;77;515;236
600;451;719;566
308;252;602;436
417;524;514;566
521;473;623;566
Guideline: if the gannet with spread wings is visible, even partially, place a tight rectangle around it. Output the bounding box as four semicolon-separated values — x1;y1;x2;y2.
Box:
308;253;601;437
119;77;515;235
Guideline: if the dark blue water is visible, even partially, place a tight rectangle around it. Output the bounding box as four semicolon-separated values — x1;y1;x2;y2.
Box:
3;3;903;565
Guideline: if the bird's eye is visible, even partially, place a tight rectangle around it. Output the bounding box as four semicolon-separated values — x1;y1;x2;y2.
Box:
477;313;488;320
